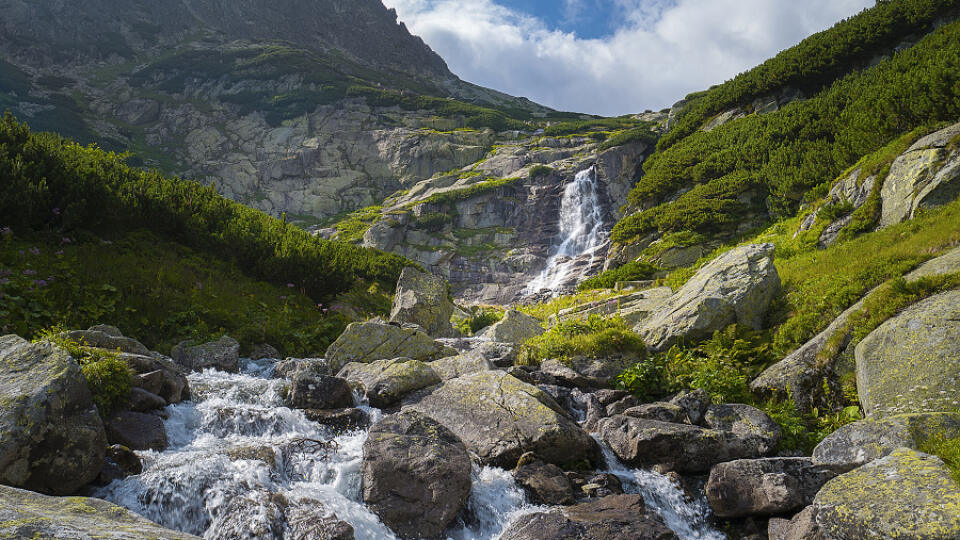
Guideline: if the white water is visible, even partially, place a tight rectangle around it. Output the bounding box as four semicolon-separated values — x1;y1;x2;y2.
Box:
95;359;721;539
525;165;608;295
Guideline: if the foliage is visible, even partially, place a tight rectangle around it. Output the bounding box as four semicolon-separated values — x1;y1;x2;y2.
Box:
412;212;453;232
345;85;526;131
81;354;133;417
528;164;553;178
517;288;623;322
612;18;960;244
762;399;862;454
597;126;659;151
518;315;645;366
577;260;661;291
0;115;413;305
920;434;960;485
542;117;642;137
454;306;505;336
332;205;384;243
414;177;524;207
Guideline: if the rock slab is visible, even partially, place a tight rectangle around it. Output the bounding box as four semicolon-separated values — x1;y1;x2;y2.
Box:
325;322;457;371
389;267;458;338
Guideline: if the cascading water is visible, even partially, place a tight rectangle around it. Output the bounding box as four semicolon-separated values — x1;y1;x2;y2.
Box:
94;359;722;539
525;165;608;296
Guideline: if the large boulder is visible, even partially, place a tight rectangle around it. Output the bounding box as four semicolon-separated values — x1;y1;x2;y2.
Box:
705;458;837;518
514;453;577;505
105;411;168;451
637;244;780;352
389;267;458;338
429;350;494;380
325;322;457;372
408;371;600;468
856;290;960;417
0;484;199;539
65;325;152;356
0;335;107;495
814;448;960;539
880;121;960;227
813;412;960;472
337;358;440;408
122;353;190;404
479;310;544;344
598;404;780;473
206;491;354;540
171;335;240;373
286;373;354;410
362;411;471;539
499;494;677;540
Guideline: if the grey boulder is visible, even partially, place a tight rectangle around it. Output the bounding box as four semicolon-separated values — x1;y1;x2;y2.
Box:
499;494;677;540
172;335;240;373
705;457;837;518
325;322;457;372
337;358;440;408
389;267;458;338
286;373;354;410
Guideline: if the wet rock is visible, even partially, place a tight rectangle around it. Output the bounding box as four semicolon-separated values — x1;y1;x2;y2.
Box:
337;358;440;408
499;494;677;540
106;411;168;451
705;457;837;518
172;335;240;373
582;473;624;498
514;453;576;505
624;402;687;424
856;290;960;417
812;412;960;472
408;371;600;468
427;350;493;380
605;395;641;417
598;405;780;473
0;335;107;495
389;267;458;338
249;343;281;361
303;408;369;433
325;322;457;371
273;358;329;379
125;354;190;404
814;448;960;539
478;310;544;344
207;491;289;540
129;387;167;412
287;374;354;410
96;444;143;486
362;411;471;539
638;244;780;352
0;484;198;539
286;503;356;540
669;389;711;425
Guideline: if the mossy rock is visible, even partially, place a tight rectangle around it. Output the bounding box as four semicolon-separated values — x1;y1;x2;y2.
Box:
325;322;457;371
814;448;960;539
337;358;440;408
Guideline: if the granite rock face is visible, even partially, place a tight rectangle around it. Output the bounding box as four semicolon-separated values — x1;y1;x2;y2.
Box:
880;121;960;227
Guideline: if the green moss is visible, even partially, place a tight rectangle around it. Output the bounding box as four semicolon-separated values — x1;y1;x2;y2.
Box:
518;315;645;366
920;434;960;485
332;205;383;243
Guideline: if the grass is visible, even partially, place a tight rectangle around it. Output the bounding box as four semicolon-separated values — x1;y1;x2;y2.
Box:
517;315;644;366
453;306;504;336
517;288;625;322
578;260;661;291
0;229;382;356
920;434;960;485
333;205;383;243
412;176;524;207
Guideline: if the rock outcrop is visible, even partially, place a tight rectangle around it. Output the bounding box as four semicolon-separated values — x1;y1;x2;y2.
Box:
362;411;471;539
637;244;780;352
0;335;107;495
389;267;457;338
813;448;960;539
324;321;457;371
856;289;960;417
0;484;199;539
880;122;960;227
408;371;599;468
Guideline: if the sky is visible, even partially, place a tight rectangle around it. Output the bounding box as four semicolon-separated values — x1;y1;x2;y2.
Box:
382;0;875;116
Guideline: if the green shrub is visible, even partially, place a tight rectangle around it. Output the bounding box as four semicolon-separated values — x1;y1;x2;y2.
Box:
518;315;644;365
529;164;553;178
81;354;133;417
469;307;504;334
578;260;661;291
413;212;452;232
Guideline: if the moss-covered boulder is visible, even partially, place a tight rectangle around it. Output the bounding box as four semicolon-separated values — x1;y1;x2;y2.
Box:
389;267;458;338
429;350;493;380
408;371;599;468
65;325;152;356
0;335;107;495
337;358;440;408
171;335;240;373
637;244;780;352
880;121;960;227
479;310;544;344
0;484;198;539
325;322;457;372
856;290;960;417
813;412;960;472
813;448;960;539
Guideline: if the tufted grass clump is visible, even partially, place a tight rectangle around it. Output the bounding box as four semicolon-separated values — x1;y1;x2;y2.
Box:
518;315;645;366
919;434;960;486
81;354;132;417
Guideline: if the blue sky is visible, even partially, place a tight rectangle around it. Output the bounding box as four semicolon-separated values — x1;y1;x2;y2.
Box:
383;0;874;115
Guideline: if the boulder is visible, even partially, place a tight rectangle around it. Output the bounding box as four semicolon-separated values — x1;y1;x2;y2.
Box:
0;484;199;539
65;326;151;356
362;411;471;539
856;290;960;417
623;403;687;424
598;405;780;473
389;267;458;338
207;491;355;540
105;411;167;451
813;412;960;472
337;358;440;408
479;310;544;344
638;244;780;352
325;322;457;371
171;335;240;373
286;503;356;540
272;358;329;379
128;387;167;412
705;458;837;518
499;494;677;540
880;122;960;227
0;335;107;495
514;453;577;505
249;343;281;361
429;350;493;380
669;389;711;425
775;506;825;540
408;371;600;468
814;448;960;539
470;340;517;367
124;353;190;404
539;359;594;388
302;408;369;433
96;444;143;486
286;374;354;410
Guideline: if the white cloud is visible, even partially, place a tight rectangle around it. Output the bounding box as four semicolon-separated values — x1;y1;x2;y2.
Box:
383;0;874;115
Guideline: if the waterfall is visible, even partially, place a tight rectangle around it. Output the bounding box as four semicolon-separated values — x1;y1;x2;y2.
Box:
525;165;608;296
